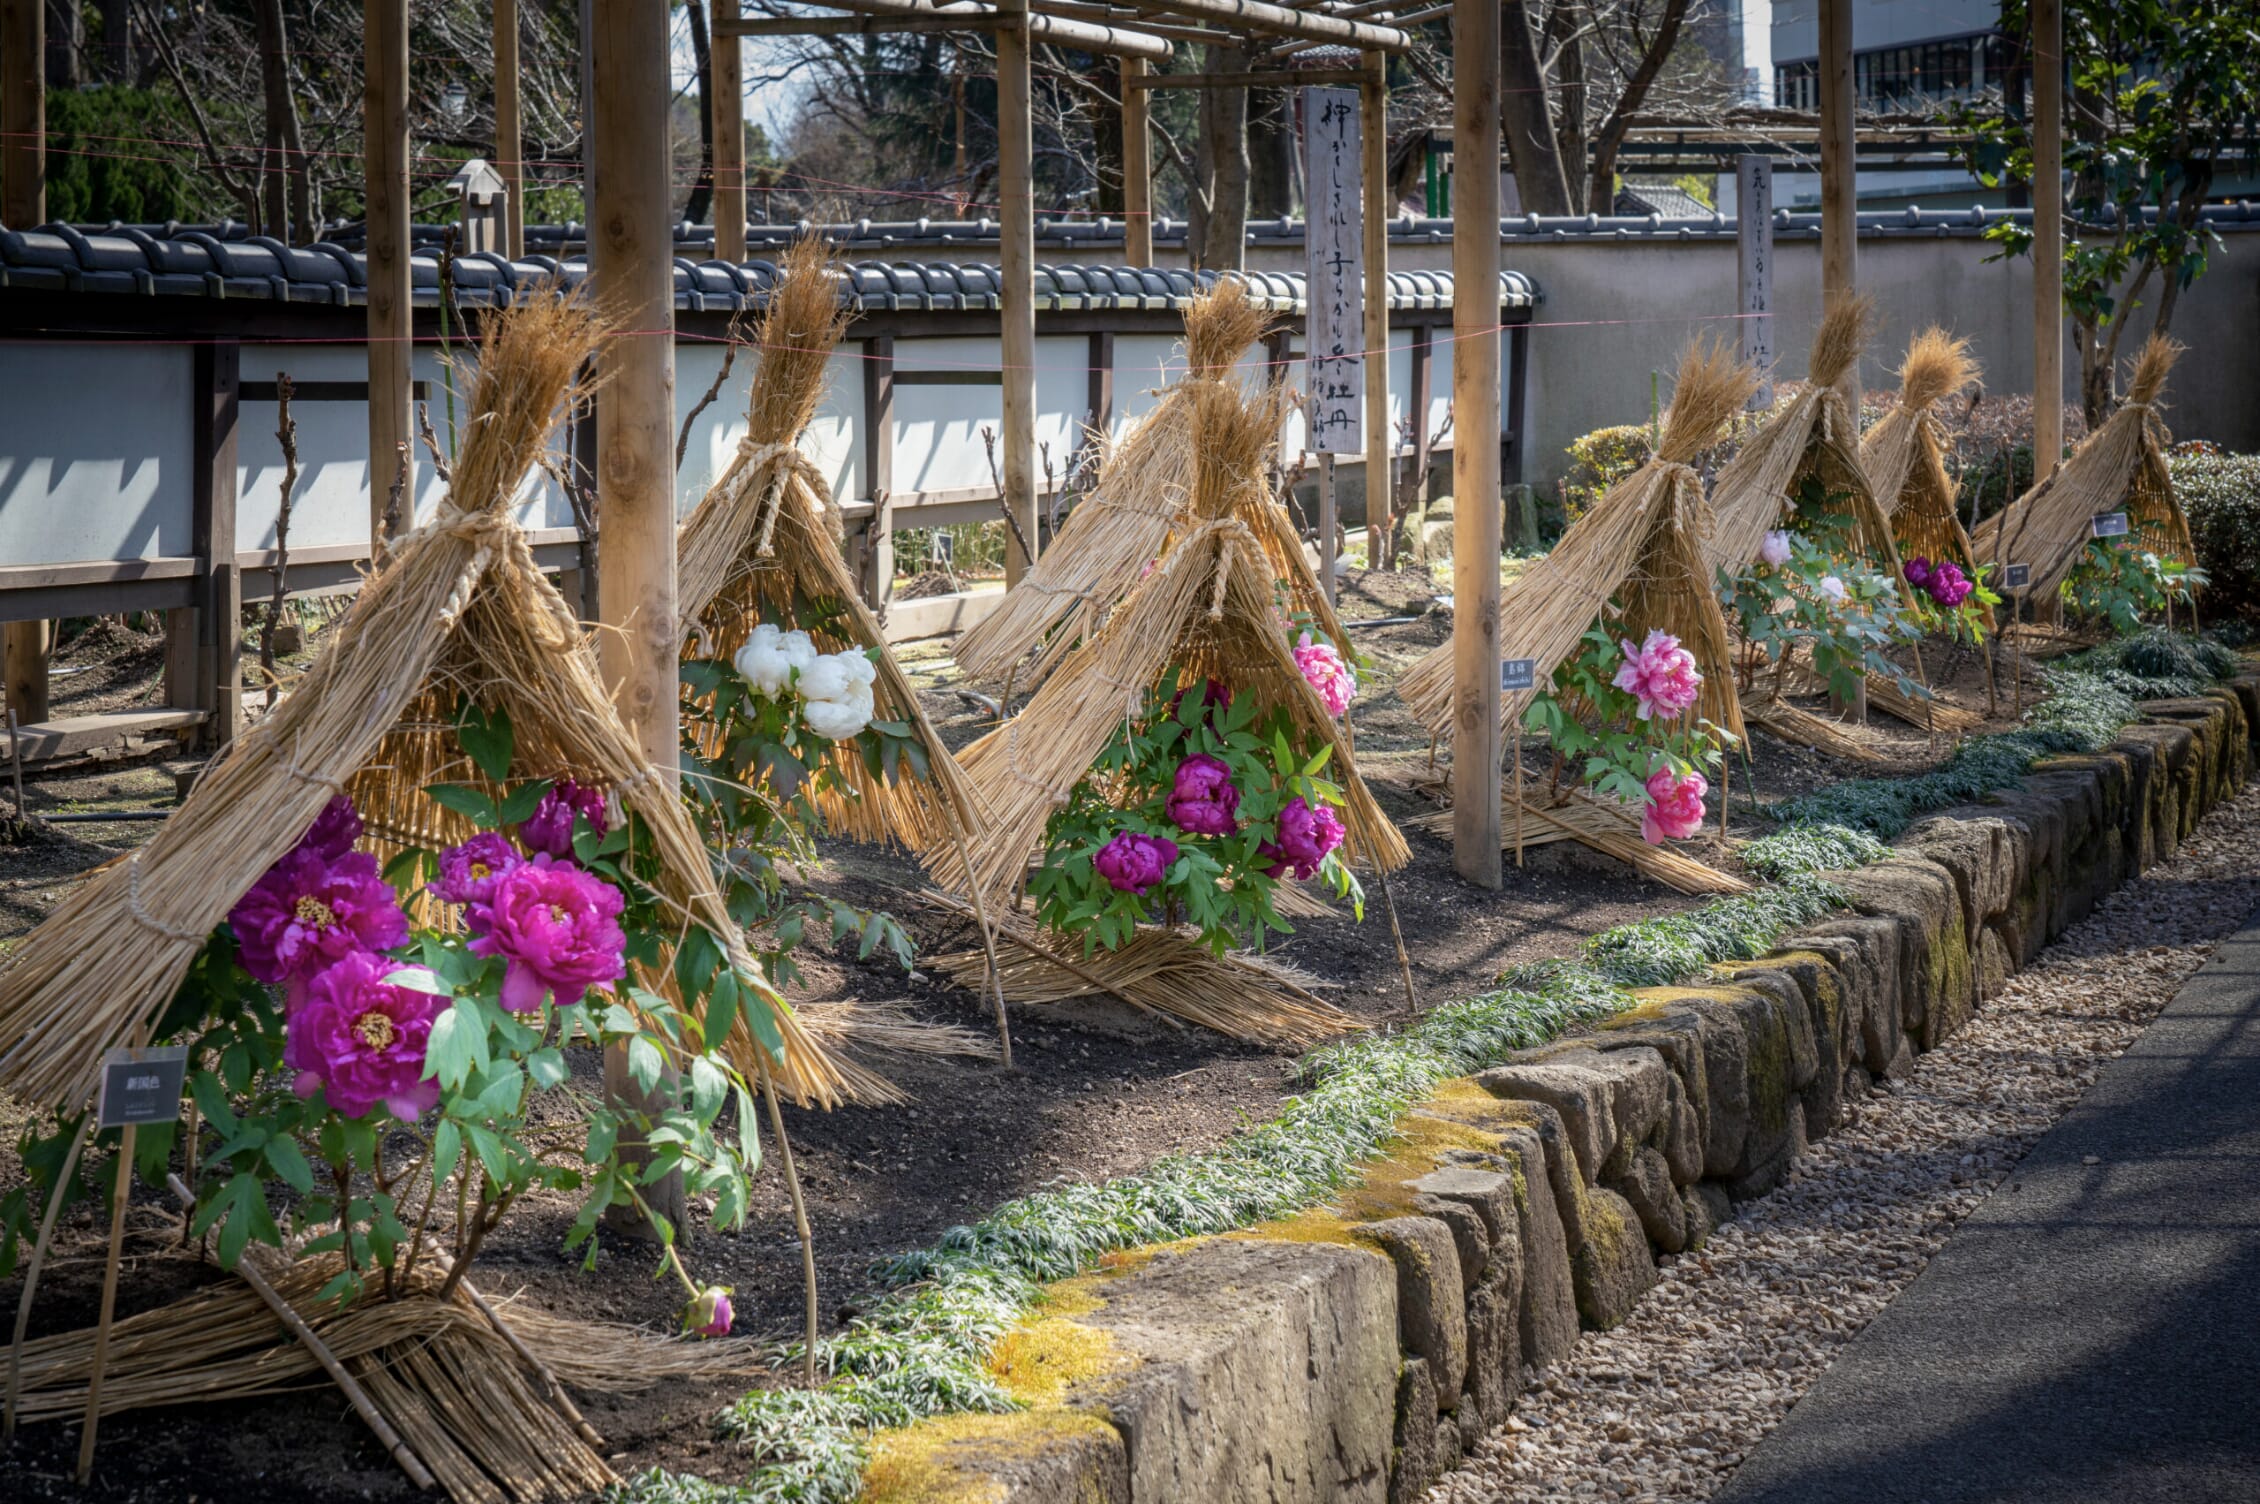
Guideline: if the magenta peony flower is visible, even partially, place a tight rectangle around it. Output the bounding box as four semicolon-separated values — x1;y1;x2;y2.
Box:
284;951;444;1119
1094;831;1178;894
1902;556;1934;588
516;777;608;860
682;1286;735;1339
230;848;409;996
1928;562;1972;608
1260;796;1346;880
1641;767;1709;845
1165;753;1241;837
468;855;627;1012
296;796;364;861
1611;629;1703;723
1760;530;1793;568
432;831;524;915
1293;632;1357;718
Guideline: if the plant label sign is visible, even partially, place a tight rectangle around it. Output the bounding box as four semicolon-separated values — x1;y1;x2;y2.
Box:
2003;563;2032;590
1499;657;1538;692
97;1045;190;1129
1302;86;1364;455
2091;512;2131;539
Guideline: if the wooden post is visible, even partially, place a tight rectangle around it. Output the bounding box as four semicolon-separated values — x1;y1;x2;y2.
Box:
364;0;412;547
997;0;1038;583
590;0;686;1234
863;334;895;608
1121;56;1153;266
1817;0;1858;413
2032;0;2063;484
1735;154;1775;408
1450;0;1502;889
195;342;243;750
1318;455;1339;605
711;0;746;263
495;0;524;259
4;0;47;724
74;1124;134;1484
1360;51;1390;572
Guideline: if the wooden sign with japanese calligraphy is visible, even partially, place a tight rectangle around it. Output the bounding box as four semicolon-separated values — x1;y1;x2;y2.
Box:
1304;86;1364;454
1736;155;1775;409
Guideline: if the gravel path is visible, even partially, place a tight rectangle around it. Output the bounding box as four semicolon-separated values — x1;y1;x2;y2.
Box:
1428;778;2260;1504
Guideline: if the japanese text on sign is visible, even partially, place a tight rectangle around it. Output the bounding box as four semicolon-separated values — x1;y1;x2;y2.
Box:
1500;658;1538;692
2091;512;2131;539
1303;86;1364;455
97;1045;190;1129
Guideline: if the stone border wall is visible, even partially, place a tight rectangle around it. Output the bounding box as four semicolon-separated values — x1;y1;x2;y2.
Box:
862;679;2258;1504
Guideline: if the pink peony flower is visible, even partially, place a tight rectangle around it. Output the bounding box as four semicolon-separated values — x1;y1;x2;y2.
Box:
296;796;364;861
683;1286;735;1339
284;951;444;1119
1165;753;1241;837
230;848;409;996
1260;796;1346;880
432;831;524;915
1094;831;1178;894
516;777;608;860
1292;632;1357;718
469;854;627;1012
1611;629;1703;723
1640;767;1709;845
1902;556;1933;588
1760;530;1793;568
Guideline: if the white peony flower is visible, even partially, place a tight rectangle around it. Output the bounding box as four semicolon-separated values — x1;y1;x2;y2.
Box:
798;653;854;703
802;687;874;741
778;630;818;679
837;650;878;688
1760;530;1793;568
734;631;792;697
1818;575;1847;603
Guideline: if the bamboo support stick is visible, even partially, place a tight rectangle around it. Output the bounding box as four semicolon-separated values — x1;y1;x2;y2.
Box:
74;1125;134;1483
1375;863;1418;1014
162;1174;437;1490
443;1261;606;1452
754;1057;820;1387
4;1113;92;1440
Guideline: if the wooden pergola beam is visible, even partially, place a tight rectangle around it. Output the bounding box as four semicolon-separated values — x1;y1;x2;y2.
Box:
727;0;1174;59
1129;67;1365;87
2032;0;2063;483
1088;0;1410;50
495;0;524;258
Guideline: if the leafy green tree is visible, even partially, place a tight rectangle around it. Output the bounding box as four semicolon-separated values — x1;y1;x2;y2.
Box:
1957;1;2260;425
45;86;198;224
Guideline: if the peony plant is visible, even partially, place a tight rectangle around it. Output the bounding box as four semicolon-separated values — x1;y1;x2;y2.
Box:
1030;668;1363;955
0;699;777;1320
1524;623;1732;846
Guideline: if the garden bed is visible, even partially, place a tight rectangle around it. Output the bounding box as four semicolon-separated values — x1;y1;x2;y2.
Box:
0;574;2130;1502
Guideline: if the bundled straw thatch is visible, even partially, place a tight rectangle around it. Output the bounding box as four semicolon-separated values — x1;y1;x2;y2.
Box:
938;371;1407;914
0;295;853;1111
1862;327;1984;578
1702;296;1906;590
1403;791;1748;896
1399;337;1760;740
1971;334;2194;603
675;239;987;856
951;277;1345;693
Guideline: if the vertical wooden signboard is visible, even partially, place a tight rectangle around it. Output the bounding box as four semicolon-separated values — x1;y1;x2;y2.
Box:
1305;86;1362;604
1736;154;1774;409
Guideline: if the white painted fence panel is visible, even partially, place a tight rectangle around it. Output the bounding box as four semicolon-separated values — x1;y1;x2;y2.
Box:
0;342;193;565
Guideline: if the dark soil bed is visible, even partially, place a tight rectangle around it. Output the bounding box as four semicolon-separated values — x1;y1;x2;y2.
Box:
0;572;2061;1501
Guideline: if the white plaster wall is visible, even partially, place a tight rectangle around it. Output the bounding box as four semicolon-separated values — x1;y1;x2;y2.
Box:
0;342;193;566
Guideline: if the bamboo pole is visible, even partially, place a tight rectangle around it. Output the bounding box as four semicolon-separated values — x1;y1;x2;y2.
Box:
495;0;525;258
998;0;1039;585
590;0;689;1233
713;1;747;263
364;0;412;548
745;0;1173;58
74;1125;135;1484
1318;455;1339;604
1077;0;1411;49
4;0;48;722
3;1114;91;1440
2032;0;2063;485
1122;56;1154;265
1361;50;1390;571
1449;0;1502;889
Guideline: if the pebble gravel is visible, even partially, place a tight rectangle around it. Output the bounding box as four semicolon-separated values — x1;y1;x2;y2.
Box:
1428;779;2260;1504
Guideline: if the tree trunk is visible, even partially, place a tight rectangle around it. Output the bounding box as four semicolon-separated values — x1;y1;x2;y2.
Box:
683;0;715;226
1586;0;1691;216
1549;0;1589;212
99;0;127;79
251;0;306;242
44;0;77;88
1247;87;1295;221
1093;74;1125;215
1499;0;1573;216
1192;43;1249;270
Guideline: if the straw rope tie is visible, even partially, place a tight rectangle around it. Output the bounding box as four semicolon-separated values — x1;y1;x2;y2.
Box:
732;439;837;554
124;851;212;942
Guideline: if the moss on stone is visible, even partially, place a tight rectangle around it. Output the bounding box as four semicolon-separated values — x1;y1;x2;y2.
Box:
987;1314;1126;1408
861;1410;1118;1504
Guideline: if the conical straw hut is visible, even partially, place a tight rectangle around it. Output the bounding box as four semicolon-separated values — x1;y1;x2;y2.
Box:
1399;338;1760;742
1701;296;1906;590
951;276;1346;694
1971;334;2193;603
1862;327;1984;581
675;240;987;854
0;294;855;1112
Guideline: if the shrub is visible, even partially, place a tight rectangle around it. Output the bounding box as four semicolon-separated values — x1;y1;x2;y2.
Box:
1558;425;1652;523
2171;446;2260;621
